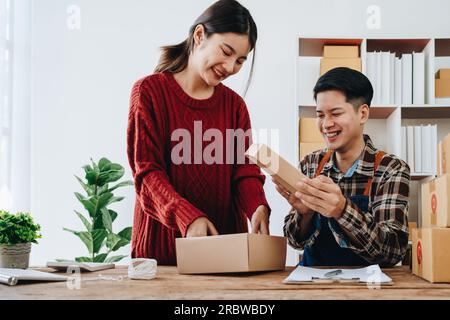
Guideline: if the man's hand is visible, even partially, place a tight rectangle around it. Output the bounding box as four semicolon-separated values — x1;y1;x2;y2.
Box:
294;175;347;219
272;177;313;217
186;217;219;237
251;205;270;234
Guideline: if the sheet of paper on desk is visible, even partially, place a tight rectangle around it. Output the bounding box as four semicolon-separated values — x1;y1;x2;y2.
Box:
283;265;392;284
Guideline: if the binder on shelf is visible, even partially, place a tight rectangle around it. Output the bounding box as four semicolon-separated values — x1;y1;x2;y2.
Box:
401;126;407;162
421;125;432;173
366;52;377;105
376;51;382;104
381;51;391;105
431;124;438;173
401;54;413;105
413;51;425;104
414;126;422;173
390;53;395;104
395;57;402;105
407;126;415;171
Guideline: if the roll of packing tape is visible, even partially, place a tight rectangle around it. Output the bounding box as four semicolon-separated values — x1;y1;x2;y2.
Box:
128;258;157;280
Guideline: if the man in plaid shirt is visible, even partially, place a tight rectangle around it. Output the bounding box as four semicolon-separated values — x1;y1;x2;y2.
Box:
276;67;410;267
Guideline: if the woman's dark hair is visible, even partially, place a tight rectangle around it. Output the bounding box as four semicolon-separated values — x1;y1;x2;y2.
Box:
313;67;374;109
155;0;257;95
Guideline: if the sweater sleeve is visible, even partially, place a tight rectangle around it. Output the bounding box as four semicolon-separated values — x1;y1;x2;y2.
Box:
232;99;270;221
127;78;206;236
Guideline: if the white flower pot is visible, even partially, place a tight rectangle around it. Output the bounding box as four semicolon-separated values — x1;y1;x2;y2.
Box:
0;243;31;269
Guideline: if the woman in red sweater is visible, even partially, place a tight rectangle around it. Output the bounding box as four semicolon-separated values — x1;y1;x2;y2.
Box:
127;0;270;265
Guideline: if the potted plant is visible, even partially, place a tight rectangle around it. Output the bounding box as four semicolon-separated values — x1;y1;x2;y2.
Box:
60;157;133;263
0;211;42;269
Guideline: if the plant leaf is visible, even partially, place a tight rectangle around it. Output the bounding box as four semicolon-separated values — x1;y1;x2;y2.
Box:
107;180;134;193
74;193;96;217
104;255;127;263
93;253;108;263
75;175;93;196
98;158;112;171
106;233;121;251
75;256;93;262
74;210;92;231
93;192;114;216
91;229;108;254
101;208;113;232
108;210;118;222
64;228;93;254
118;227;132;241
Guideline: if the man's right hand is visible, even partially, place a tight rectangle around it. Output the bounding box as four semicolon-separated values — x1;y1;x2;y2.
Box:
186;217;219;237
272;177;313;217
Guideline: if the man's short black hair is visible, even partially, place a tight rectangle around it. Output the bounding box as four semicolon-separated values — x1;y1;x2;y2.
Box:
313;67;374;108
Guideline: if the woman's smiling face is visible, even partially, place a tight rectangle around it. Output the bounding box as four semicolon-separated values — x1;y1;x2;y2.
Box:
191;25;251;87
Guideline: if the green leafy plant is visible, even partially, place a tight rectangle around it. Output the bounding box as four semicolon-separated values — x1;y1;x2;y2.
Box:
62;157;134;263
0;211;41;245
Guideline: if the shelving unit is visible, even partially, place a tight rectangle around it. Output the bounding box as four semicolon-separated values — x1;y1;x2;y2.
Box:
296;37;450;224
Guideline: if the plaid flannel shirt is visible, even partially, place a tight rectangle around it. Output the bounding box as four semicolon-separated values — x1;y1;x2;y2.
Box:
283;135;410;267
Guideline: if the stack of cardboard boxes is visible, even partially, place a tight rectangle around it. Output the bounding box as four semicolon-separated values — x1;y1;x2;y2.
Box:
436;69;450;98
299;118;326;160
320;45;362;76
413;132;450;282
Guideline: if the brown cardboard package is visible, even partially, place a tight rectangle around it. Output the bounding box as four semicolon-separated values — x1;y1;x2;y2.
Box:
412;228;450;283
323;45;359;58
246;143;306;194
438;133;450;175
436;69;450;79
299;118;323;143
408;222;417;241
436;79;450;98
320;57;362;76
175;233;286;274
421;174;450;228
300;142;326;160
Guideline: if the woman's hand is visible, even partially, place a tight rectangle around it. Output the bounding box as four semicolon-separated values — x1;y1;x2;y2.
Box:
186;217;219;237
251;205;270;235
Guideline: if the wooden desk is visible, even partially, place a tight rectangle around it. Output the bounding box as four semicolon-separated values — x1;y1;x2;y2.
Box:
2;266;450;300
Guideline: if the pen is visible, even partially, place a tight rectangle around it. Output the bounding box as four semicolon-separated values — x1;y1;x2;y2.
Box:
324;269;342;278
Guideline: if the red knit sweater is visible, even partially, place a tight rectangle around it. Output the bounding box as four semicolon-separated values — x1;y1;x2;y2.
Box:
127;72;269;265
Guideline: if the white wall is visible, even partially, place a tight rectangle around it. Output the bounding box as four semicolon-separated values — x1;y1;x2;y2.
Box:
26;0;450;266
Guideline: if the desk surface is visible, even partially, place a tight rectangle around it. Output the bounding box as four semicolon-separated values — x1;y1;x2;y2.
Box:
2;266;450;300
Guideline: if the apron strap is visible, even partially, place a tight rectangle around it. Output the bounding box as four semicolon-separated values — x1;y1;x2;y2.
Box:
314;148;386;196
314;150;334;178
363;151;386;196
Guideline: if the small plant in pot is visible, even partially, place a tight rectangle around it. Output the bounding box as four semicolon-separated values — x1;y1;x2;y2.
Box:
60;157;133;263
0;211;42;269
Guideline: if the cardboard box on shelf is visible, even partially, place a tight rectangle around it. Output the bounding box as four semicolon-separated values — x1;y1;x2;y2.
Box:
412;228;450;283
436;69;450;79
245;143;306;194
323;45;359;58
299;117;323;143
421;174;450;228
175;233;287;274
437;133;450;175
320;57;362;76
436;79;450;98
300;142;326;160
408;222;417;241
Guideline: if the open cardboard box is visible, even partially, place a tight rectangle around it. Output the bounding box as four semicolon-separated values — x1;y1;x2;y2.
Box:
175;233;286;274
